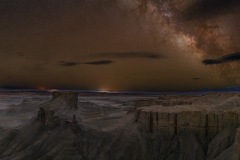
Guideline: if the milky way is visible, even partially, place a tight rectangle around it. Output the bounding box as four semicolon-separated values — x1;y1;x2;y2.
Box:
133;0;240;84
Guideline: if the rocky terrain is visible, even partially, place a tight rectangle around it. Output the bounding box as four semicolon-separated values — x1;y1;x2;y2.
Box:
0;92;240;160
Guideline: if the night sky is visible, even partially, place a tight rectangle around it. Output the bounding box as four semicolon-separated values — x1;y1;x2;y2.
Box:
0;0;240;91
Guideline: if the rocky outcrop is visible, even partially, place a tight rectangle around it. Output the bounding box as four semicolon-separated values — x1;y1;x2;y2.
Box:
37;107;78;130
37;107;60;128
52;91;78;109
136;108;240;140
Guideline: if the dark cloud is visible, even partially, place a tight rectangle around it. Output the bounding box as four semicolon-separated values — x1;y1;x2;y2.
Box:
202;52;240;65
202;59;221;65
59;61;79;67
193;78;201;80
86;52;163;59
59;60;113;67
183;0;240;20
64;51;163;67
83;60;113;65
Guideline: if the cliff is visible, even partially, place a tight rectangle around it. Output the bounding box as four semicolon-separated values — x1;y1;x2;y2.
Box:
135;104;240;159
136;106;240;140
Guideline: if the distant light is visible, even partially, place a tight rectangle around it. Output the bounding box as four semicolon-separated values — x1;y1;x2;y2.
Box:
98;89;110;93
98;87;112;93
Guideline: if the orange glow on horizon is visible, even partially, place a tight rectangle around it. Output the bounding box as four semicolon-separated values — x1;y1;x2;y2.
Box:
36;86;47;91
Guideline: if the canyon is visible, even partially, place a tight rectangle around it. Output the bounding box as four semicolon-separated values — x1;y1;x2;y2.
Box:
0;91;240;159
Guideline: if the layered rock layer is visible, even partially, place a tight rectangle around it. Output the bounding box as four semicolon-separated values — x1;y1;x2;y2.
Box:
136;107;240;140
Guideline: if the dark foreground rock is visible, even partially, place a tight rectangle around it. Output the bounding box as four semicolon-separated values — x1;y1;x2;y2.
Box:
0;115;239;160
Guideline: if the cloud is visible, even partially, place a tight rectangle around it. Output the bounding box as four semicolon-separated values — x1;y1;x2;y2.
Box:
193;78;201;80
202;52;240;65
83;60;113;65
59;51;163;67
59;60;113;67
86;52;163;59
59;61;79;67
183;0;240;20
